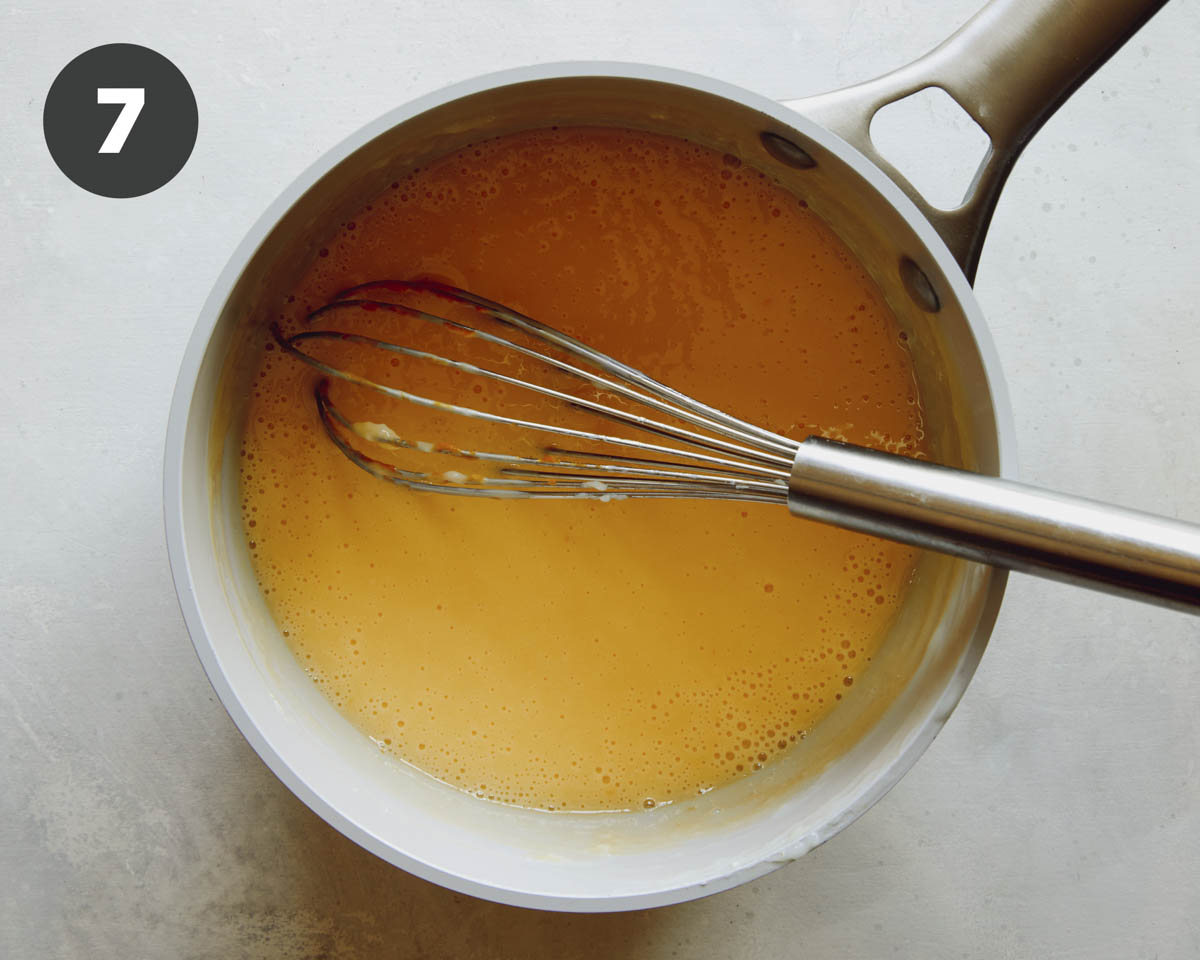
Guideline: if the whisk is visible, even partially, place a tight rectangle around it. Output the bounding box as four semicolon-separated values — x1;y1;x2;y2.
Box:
273;280;1200;613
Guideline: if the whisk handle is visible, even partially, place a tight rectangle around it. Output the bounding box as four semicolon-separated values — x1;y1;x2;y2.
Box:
787;438;1200;614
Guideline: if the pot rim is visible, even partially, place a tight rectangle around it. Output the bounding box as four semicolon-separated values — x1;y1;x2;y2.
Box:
164;59;1015;911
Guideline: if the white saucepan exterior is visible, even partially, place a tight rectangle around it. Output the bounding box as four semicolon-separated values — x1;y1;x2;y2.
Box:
166;0;1164;906
165;59;1024;909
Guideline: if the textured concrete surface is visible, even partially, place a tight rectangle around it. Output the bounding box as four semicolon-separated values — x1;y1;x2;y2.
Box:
2;0;1198;957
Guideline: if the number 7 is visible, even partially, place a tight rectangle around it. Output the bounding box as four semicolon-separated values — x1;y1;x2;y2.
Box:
96;88;145;154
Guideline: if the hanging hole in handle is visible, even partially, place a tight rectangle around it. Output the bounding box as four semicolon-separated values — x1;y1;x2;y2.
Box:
868;86;991;211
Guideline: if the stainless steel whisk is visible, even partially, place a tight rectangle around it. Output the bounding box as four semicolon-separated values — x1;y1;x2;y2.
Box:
274;280;1200;613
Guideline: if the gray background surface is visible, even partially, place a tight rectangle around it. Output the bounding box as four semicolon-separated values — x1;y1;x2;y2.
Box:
2;0;1198;957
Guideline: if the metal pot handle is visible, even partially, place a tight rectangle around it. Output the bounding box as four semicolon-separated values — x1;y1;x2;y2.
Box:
783;0;1167;283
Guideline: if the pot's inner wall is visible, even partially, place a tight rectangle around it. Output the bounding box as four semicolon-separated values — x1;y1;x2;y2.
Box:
200;75;1002;895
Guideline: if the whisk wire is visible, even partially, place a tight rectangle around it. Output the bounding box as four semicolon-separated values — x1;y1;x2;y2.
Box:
275;281;800;503
337;281;799;458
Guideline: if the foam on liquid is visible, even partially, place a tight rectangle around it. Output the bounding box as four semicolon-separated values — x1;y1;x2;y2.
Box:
239;127;928;811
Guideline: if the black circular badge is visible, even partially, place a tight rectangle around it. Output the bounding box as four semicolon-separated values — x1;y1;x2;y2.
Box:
44;44;198;198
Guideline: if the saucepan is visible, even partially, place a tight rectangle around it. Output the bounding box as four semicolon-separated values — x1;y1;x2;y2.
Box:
165;0;1168;910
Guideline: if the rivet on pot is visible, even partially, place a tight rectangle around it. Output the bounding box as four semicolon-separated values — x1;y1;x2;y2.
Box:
899;256;941;313
759;132;816;170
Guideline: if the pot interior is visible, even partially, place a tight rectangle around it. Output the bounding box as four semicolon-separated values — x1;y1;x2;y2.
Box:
178;69;1009;908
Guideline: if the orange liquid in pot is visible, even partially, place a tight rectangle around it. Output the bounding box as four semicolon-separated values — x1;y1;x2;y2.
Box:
239;127;929;811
